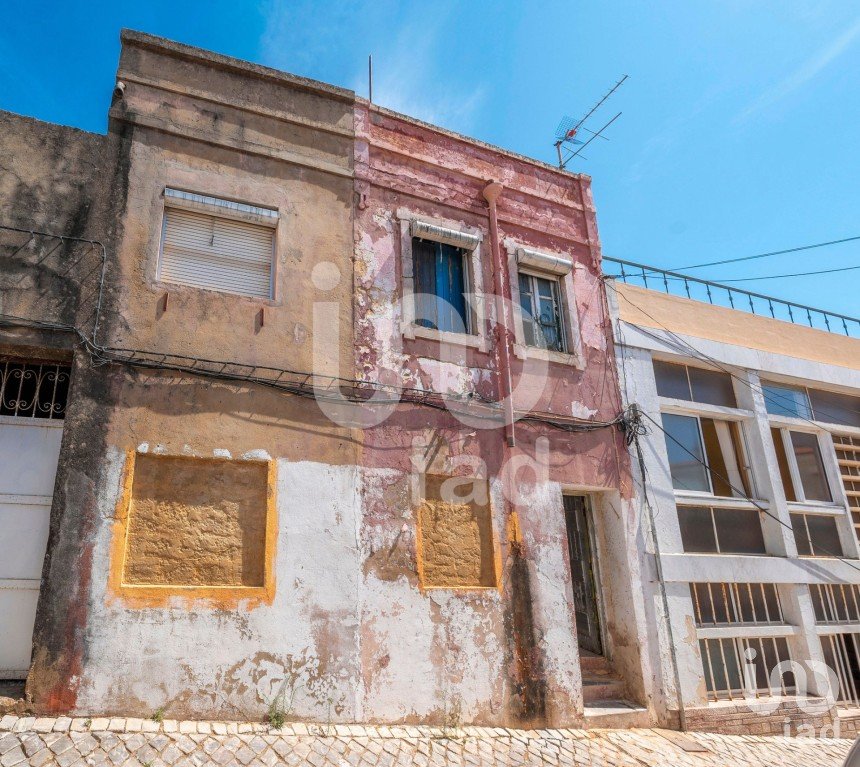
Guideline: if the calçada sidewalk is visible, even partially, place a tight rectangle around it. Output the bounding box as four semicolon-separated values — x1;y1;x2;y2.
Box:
0;715;854;767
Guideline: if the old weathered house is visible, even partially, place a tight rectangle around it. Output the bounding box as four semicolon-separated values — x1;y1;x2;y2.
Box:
0;31;649;728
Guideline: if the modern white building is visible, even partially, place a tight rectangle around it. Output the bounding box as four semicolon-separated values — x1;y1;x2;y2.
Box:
606;260;860;735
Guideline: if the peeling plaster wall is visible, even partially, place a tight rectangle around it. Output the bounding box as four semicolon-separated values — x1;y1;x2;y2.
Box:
350;103;641;727
0;107;134;710
23;31;363;715
77;452;365;720
6;31;643;728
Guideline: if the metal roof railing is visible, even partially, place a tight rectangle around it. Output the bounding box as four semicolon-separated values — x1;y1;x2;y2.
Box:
603;256;860;338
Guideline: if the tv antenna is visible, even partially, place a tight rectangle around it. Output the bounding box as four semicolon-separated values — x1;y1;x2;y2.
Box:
554;74;628;169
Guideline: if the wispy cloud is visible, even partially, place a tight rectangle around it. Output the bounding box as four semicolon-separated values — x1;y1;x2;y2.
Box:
259;0;485;133
734;16;860;124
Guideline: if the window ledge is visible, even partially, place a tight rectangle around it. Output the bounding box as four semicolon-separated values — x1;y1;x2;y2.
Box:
149;278;281;307
696;624;798;640
674;492;769;510
402;323;489;352
659;398;753;420
815;623;860;634
513;343;583;369
787;502;844;515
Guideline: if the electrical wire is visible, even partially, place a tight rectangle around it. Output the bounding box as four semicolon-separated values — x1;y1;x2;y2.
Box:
626;409;687;730
0;308;626;435
606;280;860;431
672;234;860;271
716;264;860;283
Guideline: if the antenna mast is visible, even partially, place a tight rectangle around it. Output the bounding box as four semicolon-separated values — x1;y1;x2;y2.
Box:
554;74;628;169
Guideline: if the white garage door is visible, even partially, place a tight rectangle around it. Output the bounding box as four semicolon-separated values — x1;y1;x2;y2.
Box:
0;360;69;679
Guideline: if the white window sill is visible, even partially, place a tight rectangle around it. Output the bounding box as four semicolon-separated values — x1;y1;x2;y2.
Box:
696;624;798;640
674;492;769;510
512;343;583;369
660;398;753;421
787;501;845;515
402;323;489;352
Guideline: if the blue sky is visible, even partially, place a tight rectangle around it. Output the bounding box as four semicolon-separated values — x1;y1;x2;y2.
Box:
2;1;858;318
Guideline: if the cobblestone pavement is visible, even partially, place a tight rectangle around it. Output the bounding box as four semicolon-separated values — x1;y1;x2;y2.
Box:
0;715;852;767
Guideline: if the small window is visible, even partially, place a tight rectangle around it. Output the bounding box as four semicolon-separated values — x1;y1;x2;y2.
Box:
690;582;784;626
159;191;276;299
809;389;860;428
678;506;766;554
832;435;860;541
700;636;793;701
662;414;751;497
791;513;843;557
771;428;832;503
518;272;565;352
762;382;813;420
412;237;470;334
0;358;70;420
653;361;736;408
810;583;860;623
663;414;710;493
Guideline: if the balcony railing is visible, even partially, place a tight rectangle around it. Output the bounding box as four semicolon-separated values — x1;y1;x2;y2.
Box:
603;256;860;338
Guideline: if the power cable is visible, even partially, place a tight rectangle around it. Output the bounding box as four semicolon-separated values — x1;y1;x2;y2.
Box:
606;280;860;431
0;309;626;436
625;405;687;731
716;264;860;283
672;235;860;272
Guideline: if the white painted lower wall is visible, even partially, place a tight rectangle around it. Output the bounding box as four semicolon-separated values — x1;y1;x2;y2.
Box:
74;451;593;725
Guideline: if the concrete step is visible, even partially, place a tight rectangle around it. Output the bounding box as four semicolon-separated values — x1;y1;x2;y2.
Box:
582;678;627;704
584;700;652;729
579;652;612;675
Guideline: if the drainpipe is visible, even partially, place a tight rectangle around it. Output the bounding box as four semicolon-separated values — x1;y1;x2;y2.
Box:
482;181;516;447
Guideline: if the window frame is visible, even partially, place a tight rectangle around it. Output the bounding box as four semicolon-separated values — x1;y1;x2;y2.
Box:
505;240;584;367
770;424;837;507
157;188;279;301
660;404;757;501
398;210;487;351
762;378;860;429
516;268;567;353
654;359;738;409
790;511;844;558
677;504;768;555
411;237;473;335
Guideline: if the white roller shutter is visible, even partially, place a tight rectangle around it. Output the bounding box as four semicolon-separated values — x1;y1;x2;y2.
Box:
159;207;275;298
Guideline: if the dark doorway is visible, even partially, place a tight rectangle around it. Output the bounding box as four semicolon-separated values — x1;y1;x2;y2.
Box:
563;495;603;655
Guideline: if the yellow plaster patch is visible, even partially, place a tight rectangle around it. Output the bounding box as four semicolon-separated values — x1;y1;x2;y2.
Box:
415;475;500;591
108;451;277;608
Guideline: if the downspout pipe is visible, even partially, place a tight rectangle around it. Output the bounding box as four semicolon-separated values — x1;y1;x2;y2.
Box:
482;181;516;447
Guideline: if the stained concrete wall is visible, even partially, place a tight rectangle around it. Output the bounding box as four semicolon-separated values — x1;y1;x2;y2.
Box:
0;107;135;710
17;31;363;716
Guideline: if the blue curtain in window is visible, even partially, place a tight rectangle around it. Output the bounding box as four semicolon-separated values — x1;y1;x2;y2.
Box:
413;238;468;333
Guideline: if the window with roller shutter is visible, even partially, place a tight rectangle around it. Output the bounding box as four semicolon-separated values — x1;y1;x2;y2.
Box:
158;189;277;299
